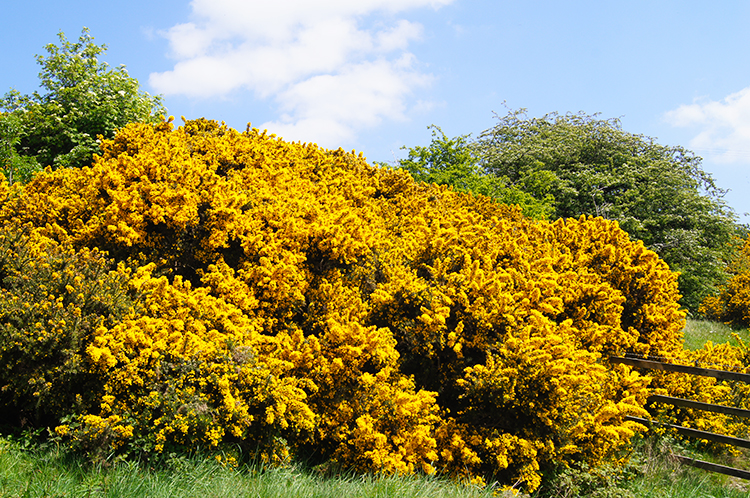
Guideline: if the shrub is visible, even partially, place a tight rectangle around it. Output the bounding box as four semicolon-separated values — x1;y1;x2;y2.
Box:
70;266;316;462
0;118;689;492
700;235;750;328
646;339;750;454
0;222;136;429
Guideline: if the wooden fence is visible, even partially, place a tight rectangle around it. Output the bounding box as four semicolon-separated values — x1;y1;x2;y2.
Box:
610;355;750;480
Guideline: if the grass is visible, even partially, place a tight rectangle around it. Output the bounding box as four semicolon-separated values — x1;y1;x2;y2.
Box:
2;435;748;498
0;438;505;498
618;436;750;498
683;318;750;351
528;433;750;497
629;464;750;497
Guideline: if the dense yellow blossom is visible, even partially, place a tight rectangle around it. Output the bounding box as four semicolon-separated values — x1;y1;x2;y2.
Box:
0;222;136;428
0;118;691;491
645;339;750;453
701;235;750;328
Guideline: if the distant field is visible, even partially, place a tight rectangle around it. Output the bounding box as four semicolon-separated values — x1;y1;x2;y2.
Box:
683;319;750;351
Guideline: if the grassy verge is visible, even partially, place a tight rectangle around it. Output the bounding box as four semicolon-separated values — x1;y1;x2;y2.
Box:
526;428;750;497
0;438;504;498
3;436;748;498
618;436;750;498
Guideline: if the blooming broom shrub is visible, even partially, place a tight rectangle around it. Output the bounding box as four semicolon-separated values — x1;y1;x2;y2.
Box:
0;118;690;491
663;236;750;450
0;221;137;429
71;264;317;461
700;235;750;328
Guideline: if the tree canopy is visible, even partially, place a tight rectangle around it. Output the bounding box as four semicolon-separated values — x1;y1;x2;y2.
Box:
1;27;166;173
0;113;39;184
469;108;739;312
393;125;555;220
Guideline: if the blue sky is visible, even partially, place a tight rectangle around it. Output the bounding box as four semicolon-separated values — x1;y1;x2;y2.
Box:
3;1;750;222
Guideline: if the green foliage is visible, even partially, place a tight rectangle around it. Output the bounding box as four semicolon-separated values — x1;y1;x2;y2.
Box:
0;436;509;498
394;125;555;220
1;27;166;171
0;113;41;184
535;462;637;498
681;319;748;351
618;434;750;498
476;108;740;312
3;433;749;498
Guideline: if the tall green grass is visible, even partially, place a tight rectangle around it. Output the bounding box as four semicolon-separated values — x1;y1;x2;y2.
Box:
621;437;750;498
530;435;750;497
0;438;506;498
3;436;747;498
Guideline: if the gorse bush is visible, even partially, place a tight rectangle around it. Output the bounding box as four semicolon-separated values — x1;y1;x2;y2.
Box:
0;222;137;430
0;118;688;492
700;235;750;329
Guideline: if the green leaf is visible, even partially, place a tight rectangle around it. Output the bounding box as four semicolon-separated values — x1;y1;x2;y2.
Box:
1;27;167;172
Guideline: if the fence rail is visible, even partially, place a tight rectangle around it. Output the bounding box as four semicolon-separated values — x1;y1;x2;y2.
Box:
611;355;750;480
648;394;750;419
610;356;750;383
625;416;750;450
674;456;750;481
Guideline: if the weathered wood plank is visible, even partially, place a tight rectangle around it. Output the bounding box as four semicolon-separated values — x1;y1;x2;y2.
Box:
626;416;750;450
648;394;750;419
675;456;750;480
610;356;750;383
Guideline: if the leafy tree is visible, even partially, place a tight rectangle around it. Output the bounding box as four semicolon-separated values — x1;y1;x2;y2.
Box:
394;125;555;220
0;113;40;184
476;108;740;311
1;27;166;170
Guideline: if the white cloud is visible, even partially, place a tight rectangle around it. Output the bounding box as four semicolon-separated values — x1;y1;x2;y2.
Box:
150;0;453;147
262;56;432;145
162;23;214;59
665;86;750;164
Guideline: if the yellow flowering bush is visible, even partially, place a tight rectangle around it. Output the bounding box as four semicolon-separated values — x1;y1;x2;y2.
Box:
0;221;136;428
0;118;689;491
700;235;750;328
277;317;442;475
77;265;317;460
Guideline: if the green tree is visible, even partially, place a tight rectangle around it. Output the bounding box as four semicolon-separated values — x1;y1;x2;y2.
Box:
476;108;740;312
0;113;40;184
394;125;555;220
1;27;166;170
